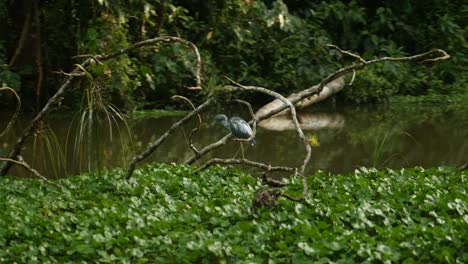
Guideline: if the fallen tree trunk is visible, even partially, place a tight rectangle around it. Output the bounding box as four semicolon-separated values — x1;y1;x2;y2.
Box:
255;76;346;118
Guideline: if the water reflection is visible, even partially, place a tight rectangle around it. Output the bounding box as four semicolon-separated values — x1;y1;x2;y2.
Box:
1;102;467;178
259;112;345;131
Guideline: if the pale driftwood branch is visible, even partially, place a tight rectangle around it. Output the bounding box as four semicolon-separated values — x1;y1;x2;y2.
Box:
318;47;450;93
256;76;346;118
348;70;357;86
259;112;345;131
51;70;86;77
0;87;21;137
171;95;202;155
126;97;215;179
0;156;64;188
419;49;450;63
195;158;295;173
325;44;366;63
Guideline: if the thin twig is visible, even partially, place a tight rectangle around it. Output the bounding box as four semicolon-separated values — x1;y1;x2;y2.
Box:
261;173;289;187
51;70;86;77
348;70;356;86
0;156;64;188
171;95;201;155
195;158;295;173
325;44;366;63
0;87;21;137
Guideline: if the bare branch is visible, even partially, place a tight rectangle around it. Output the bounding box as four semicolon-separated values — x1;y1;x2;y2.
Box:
0;156;64;188
0;87;21;137
325;44;365;63
348;70;357;86
184;133;233;164
261;173;290;187
195;158;295;173
51;70;86;77
126;97;215;179
171;95;202;155
419;49;450;63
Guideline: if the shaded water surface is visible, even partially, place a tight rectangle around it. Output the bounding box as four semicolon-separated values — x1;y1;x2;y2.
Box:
1;101;467;178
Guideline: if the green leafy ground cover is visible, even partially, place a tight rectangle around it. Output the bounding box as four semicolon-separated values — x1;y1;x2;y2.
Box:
0;164;466;263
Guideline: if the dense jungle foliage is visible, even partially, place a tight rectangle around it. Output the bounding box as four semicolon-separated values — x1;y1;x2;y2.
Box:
0;164;466;262
0;0;466;111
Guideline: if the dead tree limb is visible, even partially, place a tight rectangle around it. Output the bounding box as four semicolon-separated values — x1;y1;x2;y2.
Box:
171;95;202;155
195;158;295;173
73;36;203;89
125;97;215;179
0;156;64;188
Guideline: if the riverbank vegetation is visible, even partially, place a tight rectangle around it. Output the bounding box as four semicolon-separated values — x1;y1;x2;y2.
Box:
1;0;466;110
1;164;466;262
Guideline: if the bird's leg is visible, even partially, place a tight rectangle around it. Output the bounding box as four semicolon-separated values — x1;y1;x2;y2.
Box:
240;142;245;160
232;143;241;159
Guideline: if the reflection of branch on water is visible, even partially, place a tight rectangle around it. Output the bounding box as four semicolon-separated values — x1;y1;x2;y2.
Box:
259;112;345;131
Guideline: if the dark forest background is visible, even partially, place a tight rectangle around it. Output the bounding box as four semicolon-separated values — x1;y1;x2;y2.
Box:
1;0;466;111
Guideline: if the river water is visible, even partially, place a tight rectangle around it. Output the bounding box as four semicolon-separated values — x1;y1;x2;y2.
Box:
1;99;466;178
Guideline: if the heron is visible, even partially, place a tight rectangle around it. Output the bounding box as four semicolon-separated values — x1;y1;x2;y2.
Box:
214;114;256;158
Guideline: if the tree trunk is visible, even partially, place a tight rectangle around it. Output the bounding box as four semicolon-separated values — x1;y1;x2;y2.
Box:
255;76;345;118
